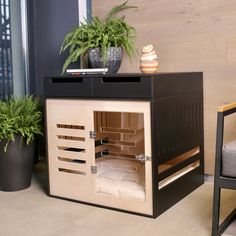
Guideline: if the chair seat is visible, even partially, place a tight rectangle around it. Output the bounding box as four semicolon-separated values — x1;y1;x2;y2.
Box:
222;140;236;178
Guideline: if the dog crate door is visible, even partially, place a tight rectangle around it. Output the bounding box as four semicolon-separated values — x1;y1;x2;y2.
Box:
92;100;153;215
46;99;95;202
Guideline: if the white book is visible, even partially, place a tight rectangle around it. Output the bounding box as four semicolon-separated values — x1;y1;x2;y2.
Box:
66;68;108;74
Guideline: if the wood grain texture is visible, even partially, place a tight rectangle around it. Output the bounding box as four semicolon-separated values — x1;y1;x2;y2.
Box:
218;102;236;112
93;0;236;174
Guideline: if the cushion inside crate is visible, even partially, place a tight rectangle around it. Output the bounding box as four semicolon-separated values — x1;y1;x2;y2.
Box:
222;140;236;178
96;158;145;201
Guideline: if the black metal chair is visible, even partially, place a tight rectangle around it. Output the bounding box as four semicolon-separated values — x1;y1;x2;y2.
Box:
212;103;236;236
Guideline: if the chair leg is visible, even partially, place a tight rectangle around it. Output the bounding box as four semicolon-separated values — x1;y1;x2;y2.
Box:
212;185;221;236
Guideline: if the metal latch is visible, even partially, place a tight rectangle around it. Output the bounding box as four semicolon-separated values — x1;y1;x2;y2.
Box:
135;154;151;163
91;166;97;174
89;131;96;139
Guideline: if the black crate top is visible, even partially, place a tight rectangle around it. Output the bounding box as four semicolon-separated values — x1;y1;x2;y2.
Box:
44;72;203;99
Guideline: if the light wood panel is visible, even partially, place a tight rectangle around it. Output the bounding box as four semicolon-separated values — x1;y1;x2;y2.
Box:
93;0;236;174
47;99;153;214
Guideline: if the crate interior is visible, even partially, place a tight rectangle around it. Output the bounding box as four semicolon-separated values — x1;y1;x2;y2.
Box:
94;111;146;201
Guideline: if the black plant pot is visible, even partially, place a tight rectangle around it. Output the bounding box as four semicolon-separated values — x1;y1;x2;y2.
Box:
0;135;35;191
88;47;123;74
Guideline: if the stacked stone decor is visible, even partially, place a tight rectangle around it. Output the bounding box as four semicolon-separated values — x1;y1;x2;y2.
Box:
140;44;158;74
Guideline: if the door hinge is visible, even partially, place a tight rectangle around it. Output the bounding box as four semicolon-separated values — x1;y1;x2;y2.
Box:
135;154;152;163
89;131;96;139
91;166;97;174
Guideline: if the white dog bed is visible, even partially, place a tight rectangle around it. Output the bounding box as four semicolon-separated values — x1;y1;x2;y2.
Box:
95;158;145;201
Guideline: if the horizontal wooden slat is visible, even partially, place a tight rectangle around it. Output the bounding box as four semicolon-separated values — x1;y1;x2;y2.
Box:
58;169;87;176
56;149;87;160
57;160;88;173
108;152;136;159
158;147;200;173
95;145;108;153
56;128;87;137
58;157;86;164
57;124;85;130
158;154;200;181
104;139;136;147
57;135;85;141
100;127;136;134
159;161;200;189
56;139;87;149
95;132;109;140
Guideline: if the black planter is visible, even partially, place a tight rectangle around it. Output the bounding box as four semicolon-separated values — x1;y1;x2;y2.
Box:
0;135;35;191
88;47;123;74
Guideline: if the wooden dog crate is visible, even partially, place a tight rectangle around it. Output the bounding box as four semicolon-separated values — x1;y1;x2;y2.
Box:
44;72;204;218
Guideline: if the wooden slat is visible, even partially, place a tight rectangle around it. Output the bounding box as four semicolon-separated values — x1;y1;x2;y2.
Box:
57;160;88;173
158;147;200;173
218;102;236;112
100;127;136;134
159;161;200;189
56;149;87;161
56;128;87;137
56;139;87;149
95;145;108;153
105;139;136;147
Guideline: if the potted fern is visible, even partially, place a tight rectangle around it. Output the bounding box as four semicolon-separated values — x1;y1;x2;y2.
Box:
60;1;137;74
0;96;43;191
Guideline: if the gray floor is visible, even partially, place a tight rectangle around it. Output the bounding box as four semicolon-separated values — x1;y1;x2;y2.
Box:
0;163;235;236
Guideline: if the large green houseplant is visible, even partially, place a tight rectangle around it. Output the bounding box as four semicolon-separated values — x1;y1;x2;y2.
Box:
60;1;137;74
0;96;43;191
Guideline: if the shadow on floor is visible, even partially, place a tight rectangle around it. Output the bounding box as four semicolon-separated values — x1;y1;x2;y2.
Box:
32;160;48;194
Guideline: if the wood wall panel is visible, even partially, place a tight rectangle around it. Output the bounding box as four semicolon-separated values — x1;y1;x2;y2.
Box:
93;0;236;174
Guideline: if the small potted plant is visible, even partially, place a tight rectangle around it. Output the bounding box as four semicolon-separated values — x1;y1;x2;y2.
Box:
60;1;137;74
0;96;43;191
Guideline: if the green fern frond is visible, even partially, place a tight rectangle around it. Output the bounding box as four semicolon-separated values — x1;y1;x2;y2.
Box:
60;1;137;74
0;96;43;152
105;1;137;22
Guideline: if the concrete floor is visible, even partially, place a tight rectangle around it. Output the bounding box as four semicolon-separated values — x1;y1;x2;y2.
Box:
0;163;235;236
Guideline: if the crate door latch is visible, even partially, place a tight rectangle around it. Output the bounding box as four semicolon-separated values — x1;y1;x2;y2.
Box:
135;154;151;163
91;166;97;174
89;131;96;139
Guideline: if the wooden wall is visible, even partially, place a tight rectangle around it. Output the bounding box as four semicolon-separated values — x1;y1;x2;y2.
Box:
93;0;236;174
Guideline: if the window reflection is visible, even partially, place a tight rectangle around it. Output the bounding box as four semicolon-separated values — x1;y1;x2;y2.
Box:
0;0;13;100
